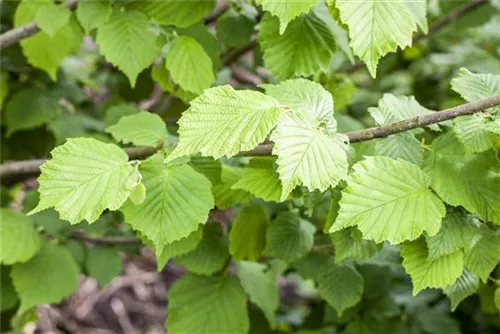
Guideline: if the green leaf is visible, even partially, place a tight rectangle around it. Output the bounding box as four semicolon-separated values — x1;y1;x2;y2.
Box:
155;228;203;272
166;36;215;94
5;88;61;137
166;85;282;161
11;243;79;314
443;269;479;311
335;0;418;77
121;154;213;248
129;0;216;28
425;210;476;261
1;266;18;312
15;1;83;81
451;68;500;112
316;261;364;316
35;3;71;37
167;274;249;334
0;209;41;265
332;228;379;264
104;103;141;127
405;1;428;34
258;12;337;80
375;133;423;166
96;11;159;87
213;165;254;209
464;226;500;282
265;212;315;262
229;203;269;261
330;156;445;244
31;138;141;224
424;132;500;224
495;287;500;313
232;158;282;202
216;9;255;48
261;78;337;131
368;94;440;131
85;246;122;287
76;0;112;32
189;156;222;185
271;112;348;201
292;252;331;280
452;114;500;153
176;223;229;275
105;112;167;147
236;261;279;328
256;0;317;34
177;22;222;71
401;239;463;295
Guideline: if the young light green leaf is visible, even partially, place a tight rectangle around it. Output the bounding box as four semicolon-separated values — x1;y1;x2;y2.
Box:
166;36;215;94
129;182;146;205
255;0;317;34
30;138;141;224
232;158;282;202
213;165;254;209
15;1;83;81
369;94;440;131
261;78;337;131
424;133;500;224
316;261;364;316
451;68;500;112
5;88;61;136
176;223;229;275
11;243;79;314
229;203;269;261
0;266;18;312
129;0;216;28
375;133;423;166
155;228;203;272
166;85;282;161
401;239;463;295
330;156;445;244
104;103;141;127
464;227;500;282
167;274;249;334
76;0;112;32
0;209;41;265
96;11;159;87
121;154;213;248
453;114;500;153
177;22;222;71
236;261;279;328
258;12;337;80
335;0;418;77
332;228;379;264
265;212;316;263
35;4;71;37
271;112;348;201
85;246;123;287
443;269;480;311
426;210;477;260
405;1;428;34
105;112;167;147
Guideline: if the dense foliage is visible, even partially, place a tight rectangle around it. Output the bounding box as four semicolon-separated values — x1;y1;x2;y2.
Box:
1;0;500;333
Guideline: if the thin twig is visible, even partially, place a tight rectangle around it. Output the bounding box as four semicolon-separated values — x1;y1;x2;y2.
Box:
222;39;257;66
204;2;230;25
2;95;500;179
71;231;141;245
0;0;79;50
343;0;489;74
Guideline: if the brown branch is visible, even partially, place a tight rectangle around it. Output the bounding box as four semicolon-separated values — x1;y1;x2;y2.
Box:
71;231;141;245
222;39;257;66
204;2;230;25
0;0;79;50
2;95;500;179
343;0;489;74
